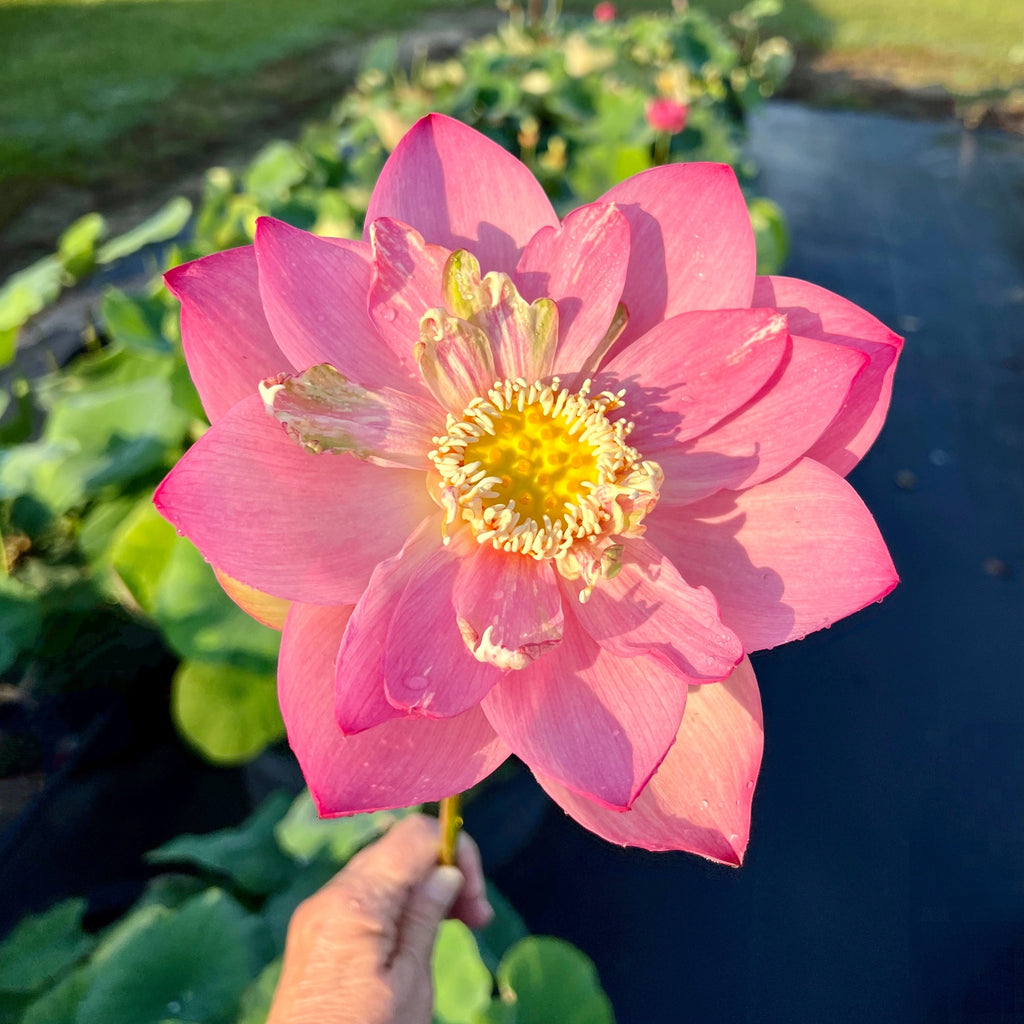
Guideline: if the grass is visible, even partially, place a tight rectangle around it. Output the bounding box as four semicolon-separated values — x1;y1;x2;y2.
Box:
0;0;1020;205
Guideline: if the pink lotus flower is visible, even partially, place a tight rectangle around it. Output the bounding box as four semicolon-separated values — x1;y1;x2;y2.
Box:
155;114;900;864
593;1;617;22
646;97;689;135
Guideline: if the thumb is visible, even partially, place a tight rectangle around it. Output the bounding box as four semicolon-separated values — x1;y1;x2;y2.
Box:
397;865;464;966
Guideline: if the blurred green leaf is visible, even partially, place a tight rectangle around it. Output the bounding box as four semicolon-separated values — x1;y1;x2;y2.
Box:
147;791;295;896
0;255;63;337
76;890;265;1024
497;938;614;1024
152;539;281;670
108;499;179;614
19;965;93;1024
0;575;43;673
476;884;529;975
433;920;494;1024
97;197;192;265
172;659;284;765
243;142;309;202
101;288;173;354
748;195;790;274
236;958;282;1024
57;212;107;279
275;789;417;865
0;898;93;994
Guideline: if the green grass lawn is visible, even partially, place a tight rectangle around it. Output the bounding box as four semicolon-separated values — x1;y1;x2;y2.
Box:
0;0;1020;199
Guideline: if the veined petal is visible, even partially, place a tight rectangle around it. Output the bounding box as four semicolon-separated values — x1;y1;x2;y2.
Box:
660;335;869;505
537;657;763;863
453;545;563;670
213;567;290;630
364;113;560;274
153;394;434;605
254;217;417;393
383;536;504;718
164;246;290;423
645;458;899;652
444;249;557;382
262;363;438;470
754;276;903;476
335;518;439;734
416;308;496;413
482;610;688;811
515;202;631;377
599;163;756;358
280;601;509;815
569;538;743;680
368;217;451;376
600;308;789;449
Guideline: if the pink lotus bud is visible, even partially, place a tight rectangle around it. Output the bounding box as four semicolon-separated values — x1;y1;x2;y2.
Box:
593;2;616;22
645;97;689;135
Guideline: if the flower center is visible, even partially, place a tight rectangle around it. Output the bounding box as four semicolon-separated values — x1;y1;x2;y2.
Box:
429;377;661;563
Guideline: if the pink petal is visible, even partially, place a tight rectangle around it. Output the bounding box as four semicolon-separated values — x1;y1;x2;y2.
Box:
253;217;417;392
213;568;290;630
569;538;742;680
164;246;290;423
536;657;763;863
334;519;439;734
364;113;559;275
598;163;756;358
368;217;450;377
453;545;564;670
659;334;869;506
265;363;439;470
481;610;688;810
153;394;434;605
515;202;631;376
416;308;496;413
383;536;504;718
645;458;899;652
279;601;509;814
600;308;789;448
754;276;903;476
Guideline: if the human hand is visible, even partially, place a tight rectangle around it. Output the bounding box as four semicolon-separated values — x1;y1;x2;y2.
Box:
266;813;493;1024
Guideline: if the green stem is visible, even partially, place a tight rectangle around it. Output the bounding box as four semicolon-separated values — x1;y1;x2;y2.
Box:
653;130;671;167
438;793;463;866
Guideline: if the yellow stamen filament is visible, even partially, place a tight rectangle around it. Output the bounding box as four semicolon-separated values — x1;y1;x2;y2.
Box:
429;377;661;564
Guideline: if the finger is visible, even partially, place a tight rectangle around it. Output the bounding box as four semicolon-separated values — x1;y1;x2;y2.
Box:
394;864;465;970
451;831;494;929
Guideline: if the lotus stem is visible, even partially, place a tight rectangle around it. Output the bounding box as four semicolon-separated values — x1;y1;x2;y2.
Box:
438;793;463;866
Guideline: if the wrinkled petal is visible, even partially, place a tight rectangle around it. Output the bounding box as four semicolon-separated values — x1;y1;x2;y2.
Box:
383;535;504;717
280;601;509;815
515;202;631;377
754;276;903;476
658;334;869;506
482;610;688;810
444;249;557;383
416;308;496;413
368;217;450;377
254;217;417;392
334;518;439;734
537;657;762;863
213;567;290;630
569;538;742;680
646;458;899;652
154;394;434;605
599;163;757;358
263;363;439;469
364;113;560;275
600;308;789;449
164;246;290;423
453;545;563;670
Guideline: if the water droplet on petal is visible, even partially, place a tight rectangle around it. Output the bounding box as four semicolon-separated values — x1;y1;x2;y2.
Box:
406;675;430;691
381;307;397;323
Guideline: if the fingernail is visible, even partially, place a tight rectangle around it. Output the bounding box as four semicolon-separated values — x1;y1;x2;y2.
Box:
424;865;463;906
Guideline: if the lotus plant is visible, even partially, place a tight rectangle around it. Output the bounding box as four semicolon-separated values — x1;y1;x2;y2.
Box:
155;114;900;864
